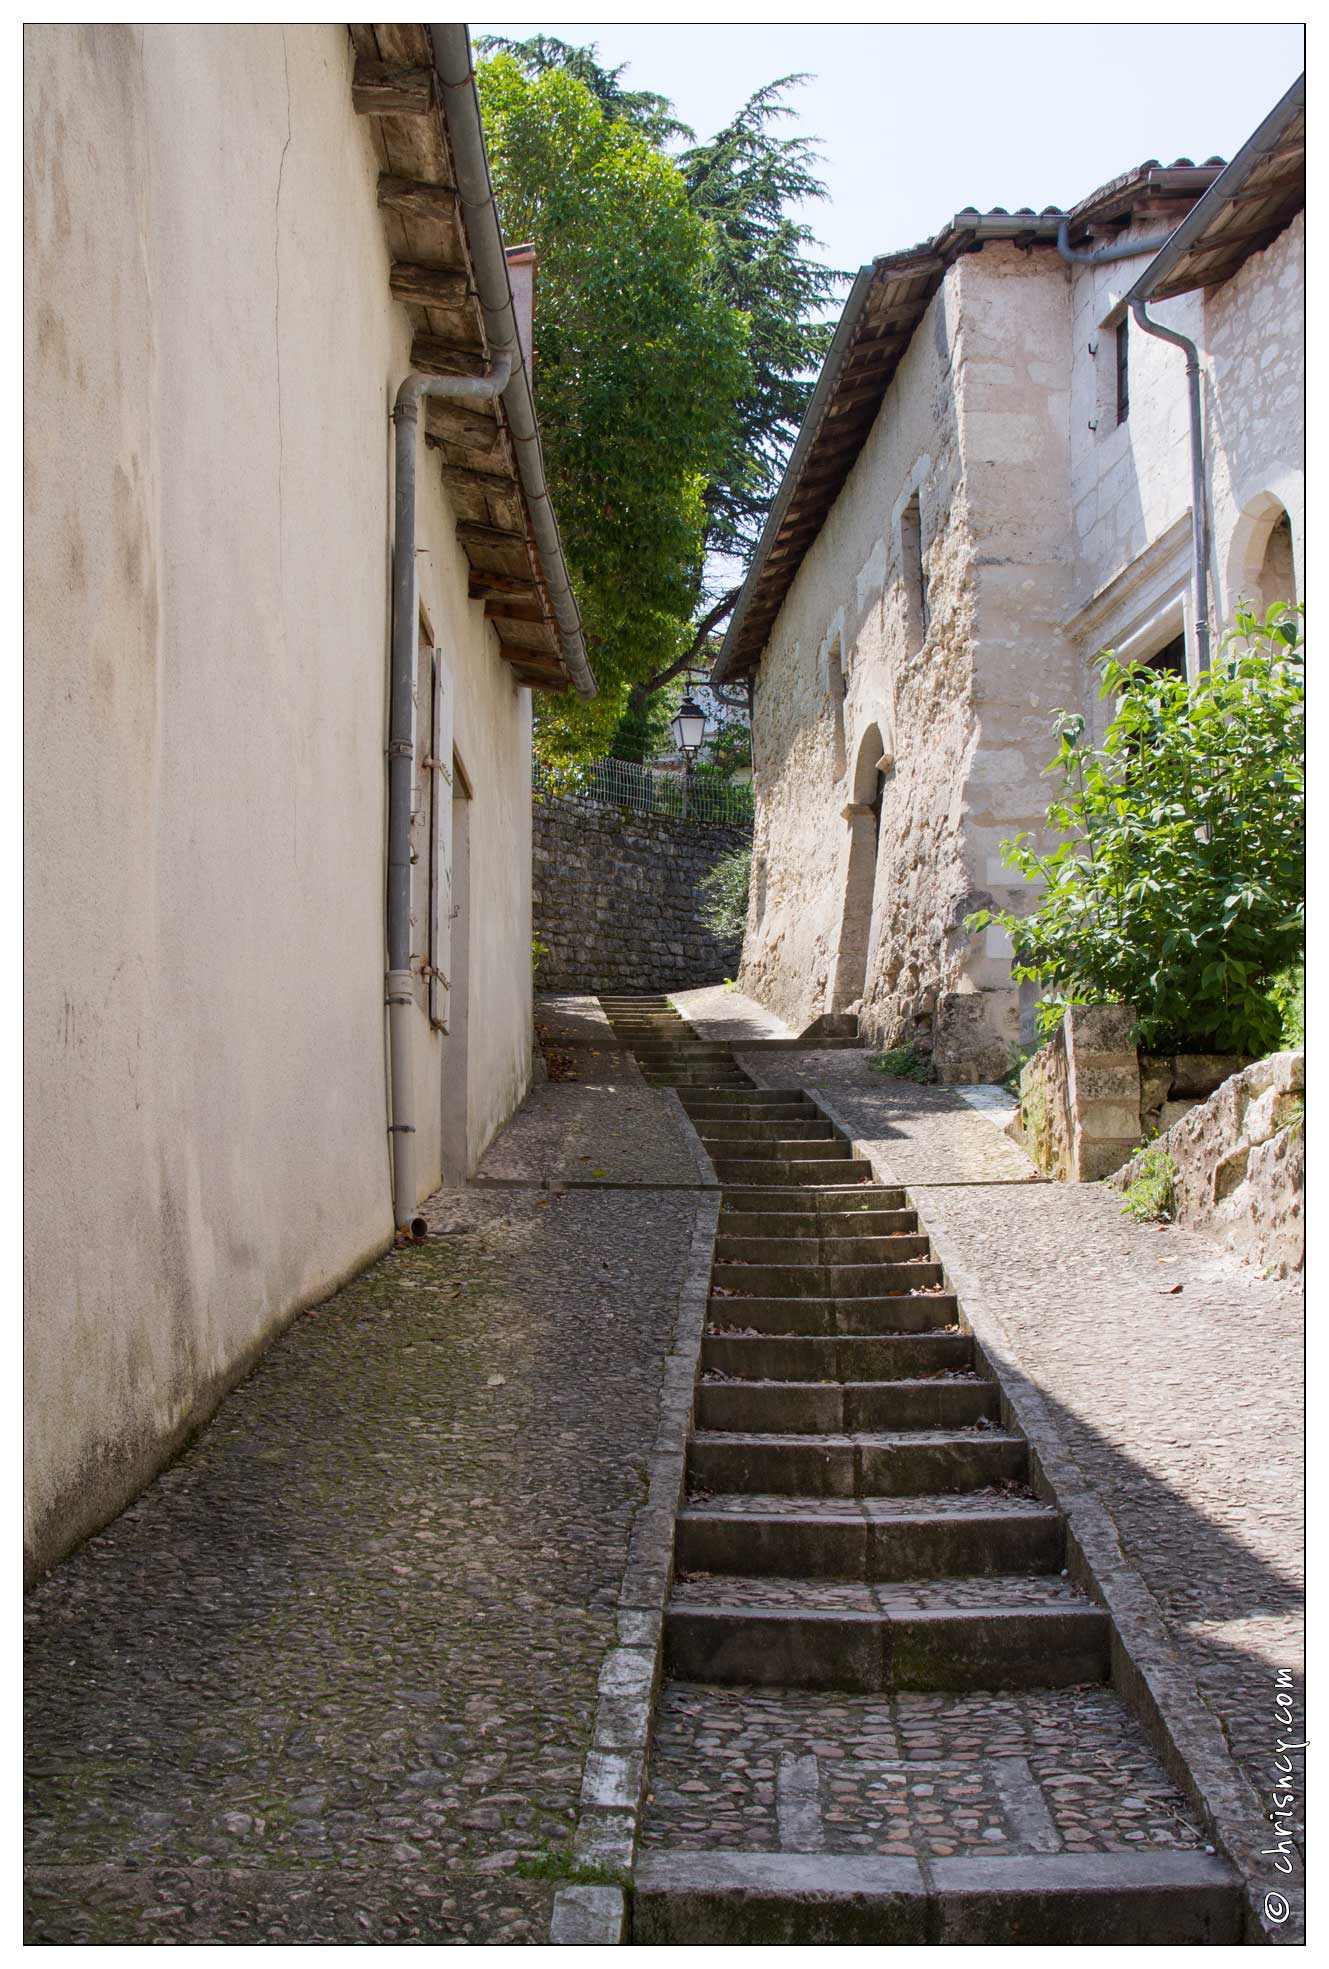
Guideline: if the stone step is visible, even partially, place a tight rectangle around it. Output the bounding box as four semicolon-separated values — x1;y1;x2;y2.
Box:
675;1491;1063;1580
682;1088;820;1109
701;1119;838;1143
710;1261;944;1298
720;1186;907;1211
630;1852;1242;1946
715;1233;932;1266
712;1158;877;1186
632;1046;738;1060
703;1136;851;1160
706;1294;959;1336
719;1208;918;1239
663;1579;1108;1691
696;1378;999;1436
645;1075;752;1088
690;1107;822;1129
702;1332;973;1380
687;1429;1027;1497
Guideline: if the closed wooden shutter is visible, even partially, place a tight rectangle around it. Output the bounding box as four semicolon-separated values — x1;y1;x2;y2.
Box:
429;648;454;1030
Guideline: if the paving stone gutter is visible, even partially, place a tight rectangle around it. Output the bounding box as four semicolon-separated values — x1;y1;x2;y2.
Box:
550;1192;722;1946
805;1082;1302;1945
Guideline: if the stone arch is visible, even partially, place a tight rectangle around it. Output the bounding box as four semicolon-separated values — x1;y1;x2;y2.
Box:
1227;491;1300;621
828;723;888;1013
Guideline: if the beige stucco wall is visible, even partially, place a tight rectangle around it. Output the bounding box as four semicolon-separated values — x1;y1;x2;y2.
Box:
742;246;1076;1077
742;212;1301;1080
1066;212;1303;720
24;24;533;1575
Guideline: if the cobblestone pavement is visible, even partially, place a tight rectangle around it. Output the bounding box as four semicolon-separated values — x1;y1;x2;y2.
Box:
913;1176;1304;1855
476;998;700;1187
740;1052;1040;1183
25;1180;700;1944
803;1071;1303;1869
671;984;794;1041
641;1683;1208;1857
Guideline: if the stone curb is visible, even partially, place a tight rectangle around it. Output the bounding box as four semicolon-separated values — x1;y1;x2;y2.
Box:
659;1088;721;1188
805;1084;1300;1947
550;1188;721;1945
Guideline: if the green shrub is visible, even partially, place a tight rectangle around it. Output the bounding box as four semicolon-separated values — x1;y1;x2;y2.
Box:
698;845;751;941
869;1043;934;1084
967;605;1304;1056
1270;964;1304;1048
1119;1144;1178;1223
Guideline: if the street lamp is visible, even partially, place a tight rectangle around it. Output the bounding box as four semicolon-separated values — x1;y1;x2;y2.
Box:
670;694;709;816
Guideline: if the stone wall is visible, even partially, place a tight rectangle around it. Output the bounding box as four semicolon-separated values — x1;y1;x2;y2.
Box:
1109;1050;1304;1276
533;795;748;994
737;207;1301;1089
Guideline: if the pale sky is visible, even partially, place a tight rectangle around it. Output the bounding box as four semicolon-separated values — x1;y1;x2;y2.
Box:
480;21;1305;294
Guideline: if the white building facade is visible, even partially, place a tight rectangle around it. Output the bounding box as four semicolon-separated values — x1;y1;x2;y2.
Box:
713;85;1303;1081
24;23;594;1575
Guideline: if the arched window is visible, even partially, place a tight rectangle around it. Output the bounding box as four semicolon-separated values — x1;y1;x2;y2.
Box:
1229;496;1299;620
829;724;889;1012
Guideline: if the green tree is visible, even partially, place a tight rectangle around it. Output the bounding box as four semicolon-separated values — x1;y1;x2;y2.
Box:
477;55;749;763
479;39;843;748
967;606;1305;1057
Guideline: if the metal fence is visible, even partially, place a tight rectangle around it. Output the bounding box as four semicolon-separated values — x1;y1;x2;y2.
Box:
532;755;754;829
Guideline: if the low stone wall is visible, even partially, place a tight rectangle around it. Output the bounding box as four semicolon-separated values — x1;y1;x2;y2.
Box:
1014;1004;1140;1181
1013;1004;1253;1185
533;795;747;994
1109;1050;1304;1276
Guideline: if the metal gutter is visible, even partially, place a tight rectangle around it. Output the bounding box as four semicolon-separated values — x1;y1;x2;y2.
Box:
429;24;596;701
1124;74;1305;304
712;262;878;685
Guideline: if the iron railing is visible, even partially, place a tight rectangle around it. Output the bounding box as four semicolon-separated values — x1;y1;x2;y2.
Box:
533;755;754;829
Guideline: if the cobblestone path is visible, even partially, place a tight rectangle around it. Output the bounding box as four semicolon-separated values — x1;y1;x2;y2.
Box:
604;998;1248;1945
24;1152;700;1941
24;990;1303;1945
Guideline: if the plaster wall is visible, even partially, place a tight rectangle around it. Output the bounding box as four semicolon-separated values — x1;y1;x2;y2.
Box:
24;23;532;1575
1065;213;1303;723
743;246;1076;1079
741;213;1300;1080
741;271;969;1039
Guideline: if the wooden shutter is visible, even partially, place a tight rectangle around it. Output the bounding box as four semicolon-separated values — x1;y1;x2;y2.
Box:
429;648;454;1029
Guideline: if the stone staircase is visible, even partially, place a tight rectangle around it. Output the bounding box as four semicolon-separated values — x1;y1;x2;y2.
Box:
599;996;1243;1946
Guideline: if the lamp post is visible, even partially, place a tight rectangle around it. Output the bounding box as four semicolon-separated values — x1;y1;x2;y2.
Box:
670;693;709;817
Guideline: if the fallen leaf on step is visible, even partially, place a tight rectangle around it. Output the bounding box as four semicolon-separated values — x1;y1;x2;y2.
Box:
1159;1283;1184;1295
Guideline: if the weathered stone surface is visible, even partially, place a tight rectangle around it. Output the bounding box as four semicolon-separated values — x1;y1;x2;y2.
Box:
1015;1006;1141;1182
23;1182;699;1944
533;796;747;993
1109;1049;1304;1276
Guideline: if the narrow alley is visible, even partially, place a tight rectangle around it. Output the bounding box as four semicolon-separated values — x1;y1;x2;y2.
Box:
24;990;1302;1943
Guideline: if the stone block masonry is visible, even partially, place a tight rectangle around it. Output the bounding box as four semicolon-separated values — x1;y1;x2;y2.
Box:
533;794;749;994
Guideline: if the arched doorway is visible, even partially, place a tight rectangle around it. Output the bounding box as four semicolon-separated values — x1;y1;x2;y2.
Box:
829;724;887;1012
1228;495;1299;620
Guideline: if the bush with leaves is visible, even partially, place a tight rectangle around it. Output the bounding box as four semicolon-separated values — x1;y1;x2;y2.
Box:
967;606;1304;1056
698;846;752;942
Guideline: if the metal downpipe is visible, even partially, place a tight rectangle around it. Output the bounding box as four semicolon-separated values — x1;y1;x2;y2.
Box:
1128;298;1212;672
386;355;513;1231
428;23;596;699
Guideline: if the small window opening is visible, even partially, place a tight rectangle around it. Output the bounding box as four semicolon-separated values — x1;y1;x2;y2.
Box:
1115;317;1130;426
901;492;929;649
1148;632;1186;681
1258;512;1295;610
411;625;435;993
827;633;847;778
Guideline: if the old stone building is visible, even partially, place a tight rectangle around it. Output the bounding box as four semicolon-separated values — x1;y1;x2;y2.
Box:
712;80;1303;1081
24;24;595;1575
